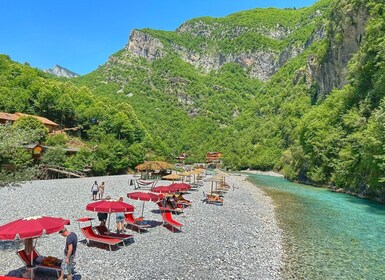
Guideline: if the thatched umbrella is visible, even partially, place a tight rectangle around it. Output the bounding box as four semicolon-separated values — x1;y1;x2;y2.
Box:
179;171;193;183
135;161;173;171
204;176;222;194
135;161;174;179
215;170;229;186
162;173;181;182
188;170;201;184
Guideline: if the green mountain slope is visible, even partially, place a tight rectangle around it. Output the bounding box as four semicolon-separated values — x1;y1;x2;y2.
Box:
2;0;385;198
76;0;385;198
0;55;151;175
74;0;333;163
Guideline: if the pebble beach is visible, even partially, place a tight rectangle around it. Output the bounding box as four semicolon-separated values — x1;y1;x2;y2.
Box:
0;174;282;280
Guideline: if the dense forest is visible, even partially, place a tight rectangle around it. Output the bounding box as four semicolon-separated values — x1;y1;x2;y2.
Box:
0;55;155;179
1;0;385;199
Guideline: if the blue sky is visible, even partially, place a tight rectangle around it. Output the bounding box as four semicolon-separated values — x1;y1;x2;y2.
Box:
0;0;317;75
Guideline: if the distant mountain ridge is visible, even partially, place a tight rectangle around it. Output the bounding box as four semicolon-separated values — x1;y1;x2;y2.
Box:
44;65;79;78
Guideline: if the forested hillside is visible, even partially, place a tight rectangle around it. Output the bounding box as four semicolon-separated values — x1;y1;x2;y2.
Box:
0;55;153;176
1;0;385;198
74;0;333;165
75;0;385;198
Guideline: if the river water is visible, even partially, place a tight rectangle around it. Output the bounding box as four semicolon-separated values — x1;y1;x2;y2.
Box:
248;174;385;280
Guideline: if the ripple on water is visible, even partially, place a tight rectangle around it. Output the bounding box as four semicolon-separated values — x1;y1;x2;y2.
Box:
249;174;385;280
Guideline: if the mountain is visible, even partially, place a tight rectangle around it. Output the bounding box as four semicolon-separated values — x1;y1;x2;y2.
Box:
44;65;79;78
73;0;385;199
2;0;385;198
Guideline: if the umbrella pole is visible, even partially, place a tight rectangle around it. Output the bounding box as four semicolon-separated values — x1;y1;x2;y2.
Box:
141;201;145;218
27;238;36;280
31;238;36;279
107;213;111;230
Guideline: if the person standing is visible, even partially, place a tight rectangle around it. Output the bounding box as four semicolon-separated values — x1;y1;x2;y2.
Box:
21;238;34;278
91;181;98;200
98;182;105;200
97;212;108;227
58;228;77;280
115;197;125;233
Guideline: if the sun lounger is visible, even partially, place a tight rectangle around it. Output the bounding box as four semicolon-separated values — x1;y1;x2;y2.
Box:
94;225;134;244
156;201;184;214
160;210;183;232
124;213;150;233
17;248;62;278
80;225;123;250
204;193;224;205
175;194;192;207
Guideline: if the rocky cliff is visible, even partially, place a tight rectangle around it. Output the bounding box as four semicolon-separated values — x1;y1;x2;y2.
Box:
126;30;166;61
122;6;330;82
306;1;368;99
44;65;79;78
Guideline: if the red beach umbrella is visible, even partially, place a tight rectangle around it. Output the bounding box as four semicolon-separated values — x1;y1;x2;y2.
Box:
169;182;191;192
127;191;162;217
152;185;175;194
0;216;70;240
127;191;161;202
86;200;134;213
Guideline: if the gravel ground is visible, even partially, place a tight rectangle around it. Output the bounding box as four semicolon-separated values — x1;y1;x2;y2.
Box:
0;174;282;280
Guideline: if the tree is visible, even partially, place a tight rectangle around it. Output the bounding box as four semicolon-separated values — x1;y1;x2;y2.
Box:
0;125;38;187
13;116;48;142
40;147;67;166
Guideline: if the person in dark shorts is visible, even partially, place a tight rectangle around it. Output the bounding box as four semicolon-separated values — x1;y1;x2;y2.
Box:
59;228;77;280
91;181;98;200
97;212;108;226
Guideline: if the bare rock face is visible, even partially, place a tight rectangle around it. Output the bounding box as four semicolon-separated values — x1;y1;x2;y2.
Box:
126;30;165;61
124;21;326;82
173;45;279;81
306;3;368;98
44;65;79;78
122;3;366;87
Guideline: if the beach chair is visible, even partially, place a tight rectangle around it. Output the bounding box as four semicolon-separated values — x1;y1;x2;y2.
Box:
156;201;184;214
94;225;134;244
204;192;224;205
160;210;183;232
17;248;62;278
80;225;124;250
124;213;150;233
175;194;192;207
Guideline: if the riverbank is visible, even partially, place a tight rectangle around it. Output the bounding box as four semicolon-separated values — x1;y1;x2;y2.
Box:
0;174;283;279
240;170;284;178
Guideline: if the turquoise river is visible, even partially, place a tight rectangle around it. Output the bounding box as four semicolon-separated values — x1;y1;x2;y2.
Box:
248;174;385;280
